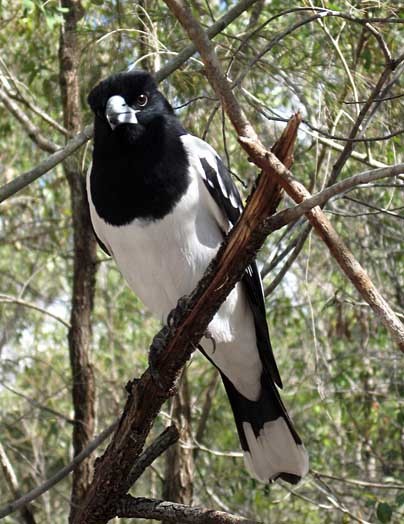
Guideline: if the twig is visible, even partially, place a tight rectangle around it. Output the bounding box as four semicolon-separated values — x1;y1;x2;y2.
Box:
0;124;93;204
309;477;372;524
0;0;259;205
116;495;262;524
264;225;311;296
155;0;259;82
0;88;59;153
0;421;118;520
312;470;404;490
0;443;37;524
127;425;179;487
164;0;404;352
328;56;403;186
0;293;71;328
0;381;74;424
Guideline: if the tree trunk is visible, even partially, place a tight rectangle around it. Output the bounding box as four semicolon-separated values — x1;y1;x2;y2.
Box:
162;369;194;524
58;1;98;521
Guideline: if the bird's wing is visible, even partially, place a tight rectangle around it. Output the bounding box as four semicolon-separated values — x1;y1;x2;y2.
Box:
86;162;111;256
181;134;282;388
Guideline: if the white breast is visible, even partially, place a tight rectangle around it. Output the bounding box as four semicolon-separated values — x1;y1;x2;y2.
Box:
88;166;222;320
87;158;263;399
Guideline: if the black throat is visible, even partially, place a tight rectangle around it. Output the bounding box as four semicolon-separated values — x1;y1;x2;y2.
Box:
90;115;190;226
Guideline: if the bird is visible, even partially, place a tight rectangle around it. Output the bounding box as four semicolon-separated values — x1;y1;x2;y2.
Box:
86;69;309;484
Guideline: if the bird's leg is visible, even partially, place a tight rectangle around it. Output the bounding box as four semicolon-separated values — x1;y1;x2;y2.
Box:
149;325;170;392
149;296;190;392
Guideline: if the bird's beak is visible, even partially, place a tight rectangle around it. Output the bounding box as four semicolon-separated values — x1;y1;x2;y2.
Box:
105;95;139;130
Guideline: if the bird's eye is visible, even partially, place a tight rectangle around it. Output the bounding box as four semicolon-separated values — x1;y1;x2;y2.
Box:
136;94;148;107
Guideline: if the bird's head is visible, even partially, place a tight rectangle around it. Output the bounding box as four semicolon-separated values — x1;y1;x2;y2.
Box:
87;70;174;146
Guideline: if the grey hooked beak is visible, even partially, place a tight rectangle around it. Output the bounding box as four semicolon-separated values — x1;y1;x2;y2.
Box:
105;95;139;130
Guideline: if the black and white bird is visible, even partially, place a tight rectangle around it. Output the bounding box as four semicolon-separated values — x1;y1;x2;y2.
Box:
87;70;308;484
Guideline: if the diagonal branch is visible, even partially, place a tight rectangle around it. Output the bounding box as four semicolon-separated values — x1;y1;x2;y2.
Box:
163;0;404;352
71;113;300;524
127;425;179;487
0;0;258;205
0;88;59;153
0;442;37;524
0;421;118;520
0;124;93;204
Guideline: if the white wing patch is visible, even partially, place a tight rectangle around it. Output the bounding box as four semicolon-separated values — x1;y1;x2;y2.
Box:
180;134;242;215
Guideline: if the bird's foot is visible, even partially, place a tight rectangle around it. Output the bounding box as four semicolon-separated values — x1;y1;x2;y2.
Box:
149;296;190;394
149;325;170;392
167;295;190;328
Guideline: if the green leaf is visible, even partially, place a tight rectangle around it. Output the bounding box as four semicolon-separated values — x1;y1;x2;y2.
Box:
376;502;393;523
396;493;404;507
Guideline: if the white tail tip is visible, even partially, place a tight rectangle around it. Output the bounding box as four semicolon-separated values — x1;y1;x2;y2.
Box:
243;418;309;483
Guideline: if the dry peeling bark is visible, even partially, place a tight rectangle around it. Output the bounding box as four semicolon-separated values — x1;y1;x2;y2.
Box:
164;0;404;352
71;112;300;524
116;496;261;523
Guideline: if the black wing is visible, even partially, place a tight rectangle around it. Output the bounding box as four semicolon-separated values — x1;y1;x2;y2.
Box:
188;135;283;388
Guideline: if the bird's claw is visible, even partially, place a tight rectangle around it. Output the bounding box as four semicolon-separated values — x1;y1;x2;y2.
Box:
204;330;216;353
149;296;190;393
167;295;190;327
149;325;170;392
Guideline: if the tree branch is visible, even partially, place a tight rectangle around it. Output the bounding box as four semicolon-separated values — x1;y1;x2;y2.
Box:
115;496;261;524
0;0;258;205
0;442;37;524
0;124;93;204
0;421;118;520
0;88;59;153
0;293;71;328
70;112;299;524
164;0;404;352
127;425;179;487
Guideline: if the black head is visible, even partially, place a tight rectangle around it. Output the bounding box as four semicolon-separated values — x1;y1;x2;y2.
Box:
87;70;190;225
88;70;175;146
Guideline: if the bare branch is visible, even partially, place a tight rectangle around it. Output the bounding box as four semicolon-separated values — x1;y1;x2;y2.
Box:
0;421;118;520
264;225;311;296
0;88;59;153
127;425;179;487
0;124;93;204
312;470;404;490
0;380;74;424
328;58;401;185
0;0;259;205
155;0;259;82
0;442;37;524
116;495;262;524
164;0;404;352
0;293;71;328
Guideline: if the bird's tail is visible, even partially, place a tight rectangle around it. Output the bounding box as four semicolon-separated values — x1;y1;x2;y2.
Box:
220;372;309;484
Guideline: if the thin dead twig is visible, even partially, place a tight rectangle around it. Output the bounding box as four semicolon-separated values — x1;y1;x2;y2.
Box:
164;0;404;352
0;421;118;520
127;425;179;487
